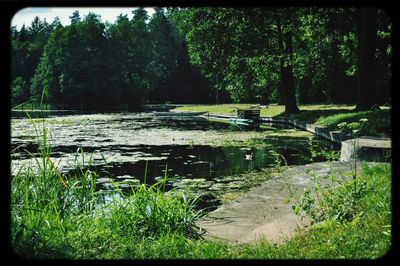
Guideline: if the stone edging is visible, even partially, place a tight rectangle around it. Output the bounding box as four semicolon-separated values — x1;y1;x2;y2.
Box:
261;116;350;144
207;113;350;144
207;113;391;162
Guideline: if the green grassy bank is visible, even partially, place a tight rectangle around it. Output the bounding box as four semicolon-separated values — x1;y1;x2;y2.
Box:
174;104;391;137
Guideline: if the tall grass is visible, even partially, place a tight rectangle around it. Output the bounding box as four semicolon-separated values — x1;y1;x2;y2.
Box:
105;163;204;240
11;126;99;257
11;110;203;258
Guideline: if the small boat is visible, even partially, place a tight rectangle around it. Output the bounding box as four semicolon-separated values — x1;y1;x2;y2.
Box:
153;111;207;117
153;111;208;121
229;118;251;126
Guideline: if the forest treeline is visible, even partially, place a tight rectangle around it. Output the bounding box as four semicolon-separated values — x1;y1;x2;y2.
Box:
11;7;391;112
11;8;213;111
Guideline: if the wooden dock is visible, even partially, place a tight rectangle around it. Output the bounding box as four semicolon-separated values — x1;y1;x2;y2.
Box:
231;108;261;129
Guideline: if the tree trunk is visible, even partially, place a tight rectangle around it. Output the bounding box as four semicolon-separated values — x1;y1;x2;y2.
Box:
329;38;345;103
283;29;300;114
356;8;378;111
276;17;286;105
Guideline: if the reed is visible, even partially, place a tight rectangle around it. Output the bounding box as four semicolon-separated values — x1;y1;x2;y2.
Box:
11;109;202;257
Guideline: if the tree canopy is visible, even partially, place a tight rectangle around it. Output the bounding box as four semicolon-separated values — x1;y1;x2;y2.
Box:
12;9;212;110
171;7;391;113
11;7;391;112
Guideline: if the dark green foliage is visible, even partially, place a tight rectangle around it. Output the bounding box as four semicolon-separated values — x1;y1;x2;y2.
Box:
356;8;378;110
11;77;29;105
12;8;213;110
172;7;391;108
11;17;55;105
11;8;391;109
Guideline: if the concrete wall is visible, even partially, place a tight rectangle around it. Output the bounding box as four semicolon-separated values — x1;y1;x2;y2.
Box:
208;113;391;163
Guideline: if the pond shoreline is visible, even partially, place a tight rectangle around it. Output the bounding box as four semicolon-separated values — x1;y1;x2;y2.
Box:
204;112;391;162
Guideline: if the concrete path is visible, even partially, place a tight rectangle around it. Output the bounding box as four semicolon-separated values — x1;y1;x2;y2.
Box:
196;161;377;245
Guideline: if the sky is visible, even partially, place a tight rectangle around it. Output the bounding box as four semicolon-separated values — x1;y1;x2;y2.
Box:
11;7;155;30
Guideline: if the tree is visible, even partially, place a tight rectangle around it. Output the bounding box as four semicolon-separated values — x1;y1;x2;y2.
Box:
280;17;300;114
375;9;392;104
30;27;63;105
276;15;287;105
356;8;379;110
172;8;234;101
127;8;163;107
79;13;111;109
148;8;178;85
275;11;300;113
11;17;54;106
18;7;391;110
50;16;62;30
173;8;300;112
31;13;110;110
11;77;29;105
322;8;360;104
106;13;135;108
70;11;81;24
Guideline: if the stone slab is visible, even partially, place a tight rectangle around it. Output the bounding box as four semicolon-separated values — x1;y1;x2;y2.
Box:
340;137;391;162
196;161;379;244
